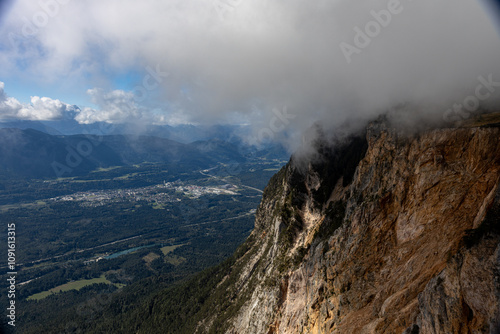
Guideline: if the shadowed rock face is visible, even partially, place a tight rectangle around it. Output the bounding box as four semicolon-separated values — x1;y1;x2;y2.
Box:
195;119;500;334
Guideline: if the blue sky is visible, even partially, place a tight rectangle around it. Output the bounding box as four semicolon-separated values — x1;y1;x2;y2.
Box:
0;0;499;139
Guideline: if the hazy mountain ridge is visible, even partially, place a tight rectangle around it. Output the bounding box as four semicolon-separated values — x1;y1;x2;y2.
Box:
0;119;251;144
0;128;287;178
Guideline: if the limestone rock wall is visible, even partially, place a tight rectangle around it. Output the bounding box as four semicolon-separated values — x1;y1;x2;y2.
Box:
201;123;500;334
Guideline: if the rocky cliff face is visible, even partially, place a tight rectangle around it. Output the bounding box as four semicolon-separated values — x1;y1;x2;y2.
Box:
197;117;500;334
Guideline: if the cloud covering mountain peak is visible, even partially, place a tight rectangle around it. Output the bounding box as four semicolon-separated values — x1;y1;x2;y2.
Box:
1;0;499;148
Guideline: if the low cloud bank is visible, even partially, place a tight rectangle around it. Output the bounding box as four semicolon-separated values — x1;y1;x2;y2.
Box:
0;0;499;151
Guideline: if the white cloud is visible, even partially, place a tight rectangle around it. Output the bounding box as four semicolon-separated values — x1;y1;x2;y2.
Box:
74;87;182;125
1;0;500;146
0;81;182;125
0;81;74;121
75;88;140;124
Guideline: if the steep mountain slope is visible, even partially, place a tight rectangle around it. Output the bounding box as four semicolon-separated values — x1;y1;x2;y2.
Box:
134;116;500;333
0;128;289;179
0;128;114;178
0;129;245;178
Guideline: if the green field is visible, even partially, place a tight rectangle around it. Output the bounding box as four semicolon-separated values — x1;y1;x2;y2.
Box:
115;172;140;180
160;243;186;255
91;166;121;173
0;201;47;213
27;275;124;301
164;254;186;265
160;244;187;265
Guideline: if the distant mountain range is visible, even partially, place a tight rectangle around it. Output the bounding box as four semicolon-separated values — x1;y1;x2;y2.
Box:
0;128;288;179
0;119;250;144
